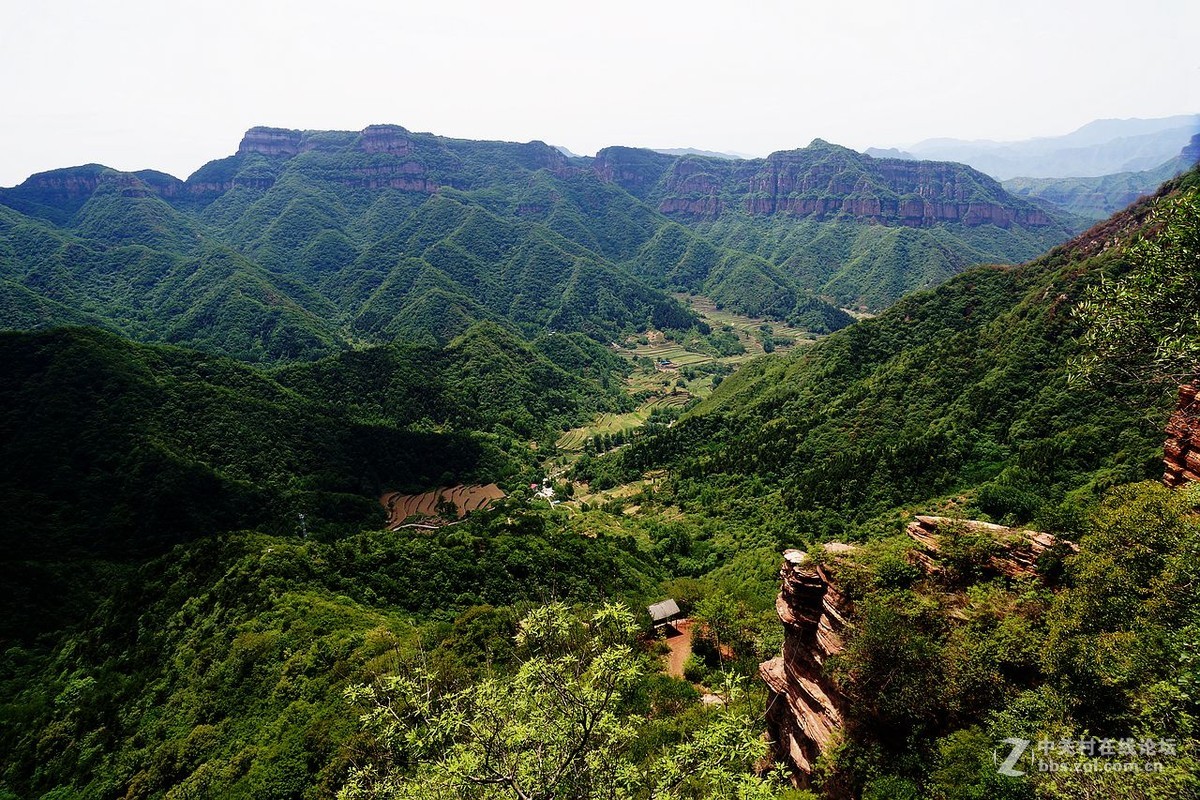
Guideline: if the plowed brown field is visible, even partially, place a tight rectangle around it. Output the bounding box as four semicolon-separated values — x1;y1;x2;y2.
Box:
380;483;506;529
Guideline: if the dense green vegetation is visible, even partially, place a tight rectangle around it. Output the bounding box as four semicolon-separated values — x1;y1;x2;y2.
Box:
1;125;1197;800
0;512;670;799
0;322;636;640
341;602;785;799
1;126;1085;363
596;139;1075;311
692;216;1070;312
0;131;865;363
816;481;1200;798
570;169;1200;797
599;174;1200;542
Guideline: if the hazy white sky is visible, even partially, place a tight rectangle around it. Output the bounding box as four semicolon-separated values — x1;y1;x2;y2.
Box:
1;0;1197;186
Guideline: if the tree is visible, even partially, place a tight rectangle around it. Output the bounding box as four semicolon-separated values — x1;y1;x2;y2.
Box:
340;603;783;799
1072;189;1200;386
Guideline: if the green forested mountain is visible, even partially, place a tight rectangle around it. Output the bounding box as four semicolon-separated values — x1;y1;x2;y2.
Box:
594;138;1076;309
0;322;741;800
0;127;851;361
602;169;1200;540
0;321;634;636
3;126;1195;800
576;168;1200;797
0;125;1080;359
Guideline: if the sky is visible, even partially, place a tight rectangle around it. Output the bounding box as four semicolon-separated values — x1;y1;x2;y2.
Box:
1;0;1198;186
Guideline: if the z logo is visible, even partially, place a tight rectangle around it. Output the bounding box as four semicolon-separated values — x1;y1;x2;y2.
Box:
995;737;1030;777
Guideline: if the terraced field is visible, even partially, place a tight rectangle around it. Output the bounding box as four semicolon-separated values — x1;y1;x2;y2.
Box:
680;294;817;357
380;483;506;529
557;392;692;451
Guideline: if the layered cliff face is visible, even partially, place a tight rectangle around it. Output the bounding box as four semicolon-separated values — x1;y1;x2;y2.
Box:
592;140;1054;227
592;146;676;198
744;149;1052;228
1163;383;1200;488
762;521;1073;786
905;515;1076;579
760;545;853;784
358;124;414;155
237;126;305;157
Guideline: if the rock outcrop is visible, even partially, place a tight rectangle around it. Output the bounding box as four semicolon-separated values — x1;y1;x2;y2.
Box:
237;126;305;157
905;515;1076;579
592;140;1054;227
1164;383;1200;488
358;124;414;156
743;149;1052;228
762;522;1073;786
760;545;853;785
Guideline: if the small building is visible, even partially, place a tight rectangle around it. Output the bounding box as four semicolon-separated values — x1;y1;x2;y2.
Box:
648;598;682;628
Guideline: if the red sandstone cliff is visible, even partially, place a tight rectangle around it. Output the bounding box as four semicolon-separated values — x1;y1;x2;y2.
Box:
760;545;853;785
762;522;1072;787
1163;383;1200;488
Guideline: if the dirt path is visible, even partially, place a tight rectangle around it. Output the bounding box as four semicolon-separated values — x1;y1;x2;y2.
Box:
663;619;692;678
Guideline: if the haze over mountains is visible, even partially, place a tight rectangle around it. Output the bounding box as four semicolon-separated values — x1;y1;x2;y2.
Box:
866;115;1200;222
872;114;1200;179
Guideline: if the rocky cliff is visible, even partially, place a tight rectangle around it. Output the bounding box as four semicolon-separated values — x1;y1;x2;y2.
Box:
760;545;853;786
1163;383;1200;488
592;140;1054;227
905;515;1076;579
762;521;1073;786
237;126;306;157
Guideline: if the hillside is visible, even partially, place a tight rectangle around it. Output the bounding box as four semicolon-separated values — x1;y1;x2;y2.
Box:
594;139;1074;309
0;125;1078;353
603;168;1200;540
2;134;1194;800
0;322;637;637
0;126;859;360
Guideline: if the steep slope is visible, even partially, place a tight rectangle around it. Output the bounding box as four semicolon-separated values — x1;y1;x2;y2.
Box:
2;124;1075;359
0;129;718;358
608;168;1200;538
0;322;634;635
593;139;1073;310
0;175;346;361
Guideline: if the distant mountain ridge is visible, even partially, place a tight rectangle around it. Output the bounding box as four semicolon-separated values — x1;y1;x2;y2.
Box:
596;138;1055;227
893;114;1200;179
1002;132;1200;220
588;139;1072;308
651;147;749;160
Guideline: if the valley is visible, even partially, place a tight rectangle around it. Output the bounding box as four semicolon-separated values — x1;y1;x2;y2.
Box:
555;292;819;454
0;116;1197;800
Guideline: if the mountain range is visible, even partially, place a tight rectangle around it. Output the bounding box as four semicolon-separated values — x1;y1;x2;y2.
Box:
0;124;1074;364
1003;132;1200;219
0;104;1198;798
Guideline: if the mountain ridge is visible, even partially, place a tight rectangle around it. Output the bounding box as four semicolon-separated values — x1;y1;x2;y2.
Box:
0;123;1073;352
